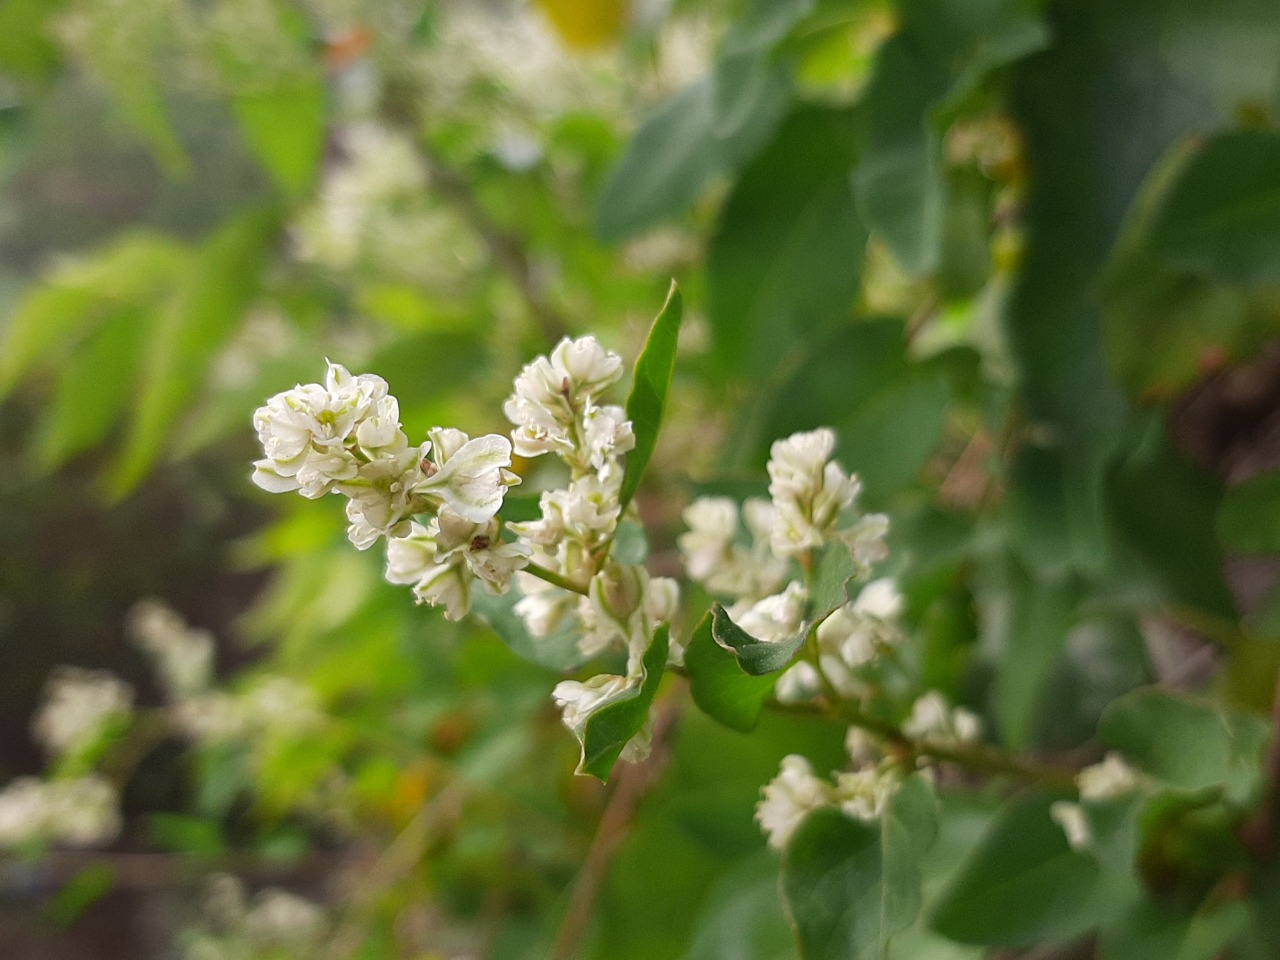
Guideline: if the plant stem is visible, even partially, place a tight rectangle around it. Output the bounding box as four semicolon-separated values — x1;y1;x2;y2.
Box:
524;561;590;596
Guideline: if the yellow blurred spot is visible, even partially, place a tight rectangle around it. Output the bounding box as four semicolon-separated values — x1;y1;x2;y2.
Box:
389;761;434;823
535;0;629;50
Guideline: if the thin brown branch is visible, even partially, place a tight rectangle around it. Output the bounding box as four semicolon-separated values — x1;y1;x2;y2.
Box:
417;142;570;347
548;698;683;960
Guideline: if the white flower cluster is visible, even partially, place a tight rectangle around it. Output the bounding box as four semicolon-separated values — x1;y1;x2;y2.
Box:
184;874;328;960
0;775;120;850
32;668;133;759
251;360;526;621
680;428;892;704
756;734;903;851
1050;752;1142;852
129;598;216;700
901;691;983;746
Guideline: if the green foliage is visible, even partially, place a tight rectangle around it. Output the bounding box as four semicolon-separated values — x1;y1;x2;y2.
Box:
619;282;683;510
580;625;669;781
782;775;938;960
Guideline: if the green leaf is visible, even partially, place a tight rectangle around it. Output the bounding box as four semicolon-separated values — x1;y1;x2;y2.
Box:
233;77;326;197
44;865;114;928
929;794;1133;946
706;108;864;378
619;282;683;510
685;610;779;732
683;853;796;960
593;82;720;242
470;588;588;672
1098;687;1270;802
782;774;938;960
1101;896;1252;960
580;624;669;781
107;210;278;497
35;311;148;471
1147;131;1280;286
993;559;1079;751
149;813;227;856
712;602;806;676
810;542;857;617
1218;471;1280;554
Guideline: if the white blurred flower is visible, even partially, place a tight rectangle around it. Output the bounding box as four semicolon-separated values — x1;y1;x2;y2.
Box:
46;776;121;846
32;668;133;758
1077;752;1141;802
678;496;789;602
0;778;48;848
244;888;327;946
1050;801;1091;852
731;582;807;645
834;767;899;822
902;692;982;745
128;599;216;700
756;755;835;851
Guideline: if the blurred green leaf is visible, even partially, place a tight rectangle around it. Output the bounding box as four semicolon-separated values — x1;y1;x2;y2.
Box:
811;541;856;616
233;78;326;198
1098;688;1270;801
581;624;669;781
706;108;863;378
929;794;1133;946
1217;471;1280;554
107;210;278;496
1148;131;1280;286
782;774;938;960
44;865;114;928
683;853;796;960
469;587;588;672
1102;896;1252;960
149;812;227;856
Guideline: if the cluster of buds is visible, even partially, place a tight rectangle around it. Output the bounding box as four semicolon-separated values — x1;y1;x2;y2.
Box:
756;729;905;850
0;775;120;850
184;873;328;960
1050;752;1143;851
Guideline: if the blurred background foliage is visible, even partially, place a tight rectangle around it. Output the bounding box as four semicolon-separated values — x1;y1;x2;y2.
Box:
0;0;1279;957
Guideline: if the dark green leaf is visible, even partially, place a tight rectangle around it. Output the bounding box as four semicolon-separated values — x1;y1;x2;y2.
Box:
706;108;864;378
782;774;938;960
930;794;1133;946
1217;472;1280;554
683;854;796;960
712;603;805;676
993;558;1079;751
44;865;114;928
1148;131;1280;286
581;624;669;781
619;282;683;510
1098;687;1270;802
685;611;779;732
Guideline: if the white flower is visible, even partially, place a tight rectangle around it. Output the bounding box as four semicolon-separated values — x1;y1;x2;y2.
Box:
45;776;121;847
766;428;859;556
32;668;133;757
0;778;48;848
127;600;216;700
1077;752;1141;802
384;521;472;620
814;578;904;671
552;673;652;765
834;767;899;822
434;509;531;594
503;336;625;464
240;677;322;735
678;497;789;601
731;582;807;644
845;727;882;767
756;755;834;850
1050;801;1091;851
509;467;623;548
172;692;247;743
903;692;982;745
514;575;579;638
244;889;327;946
414;432;519;523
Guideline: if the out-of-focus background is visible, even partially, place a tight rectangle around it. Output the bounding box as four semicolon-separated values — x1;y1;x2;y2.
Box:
1;0;1279;957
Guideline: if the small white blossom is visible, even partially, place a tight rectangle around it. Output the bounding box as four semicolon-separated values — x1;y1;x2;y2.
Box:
0;776;121;849
128;599;216;700
766;428;859;556
509;467;623;548
0;778;48;848
756;755;835;851
580;400;636;470
1050;801;1092;851
244;888;328;946
1077;752;1141;802
834;767;899;822
413;432;520;524
434;509;531;595
731;582;807;645
32;668;133;758
552;673;652;765
679;497;789;602
903;692;982;745
383;520;473;620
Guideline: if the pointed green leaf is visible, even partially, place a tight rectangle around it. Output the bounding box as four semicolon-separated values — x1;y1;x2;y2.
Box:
619;282;683;510
712;603;806;676
233;77;326;198
581;624;669;781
